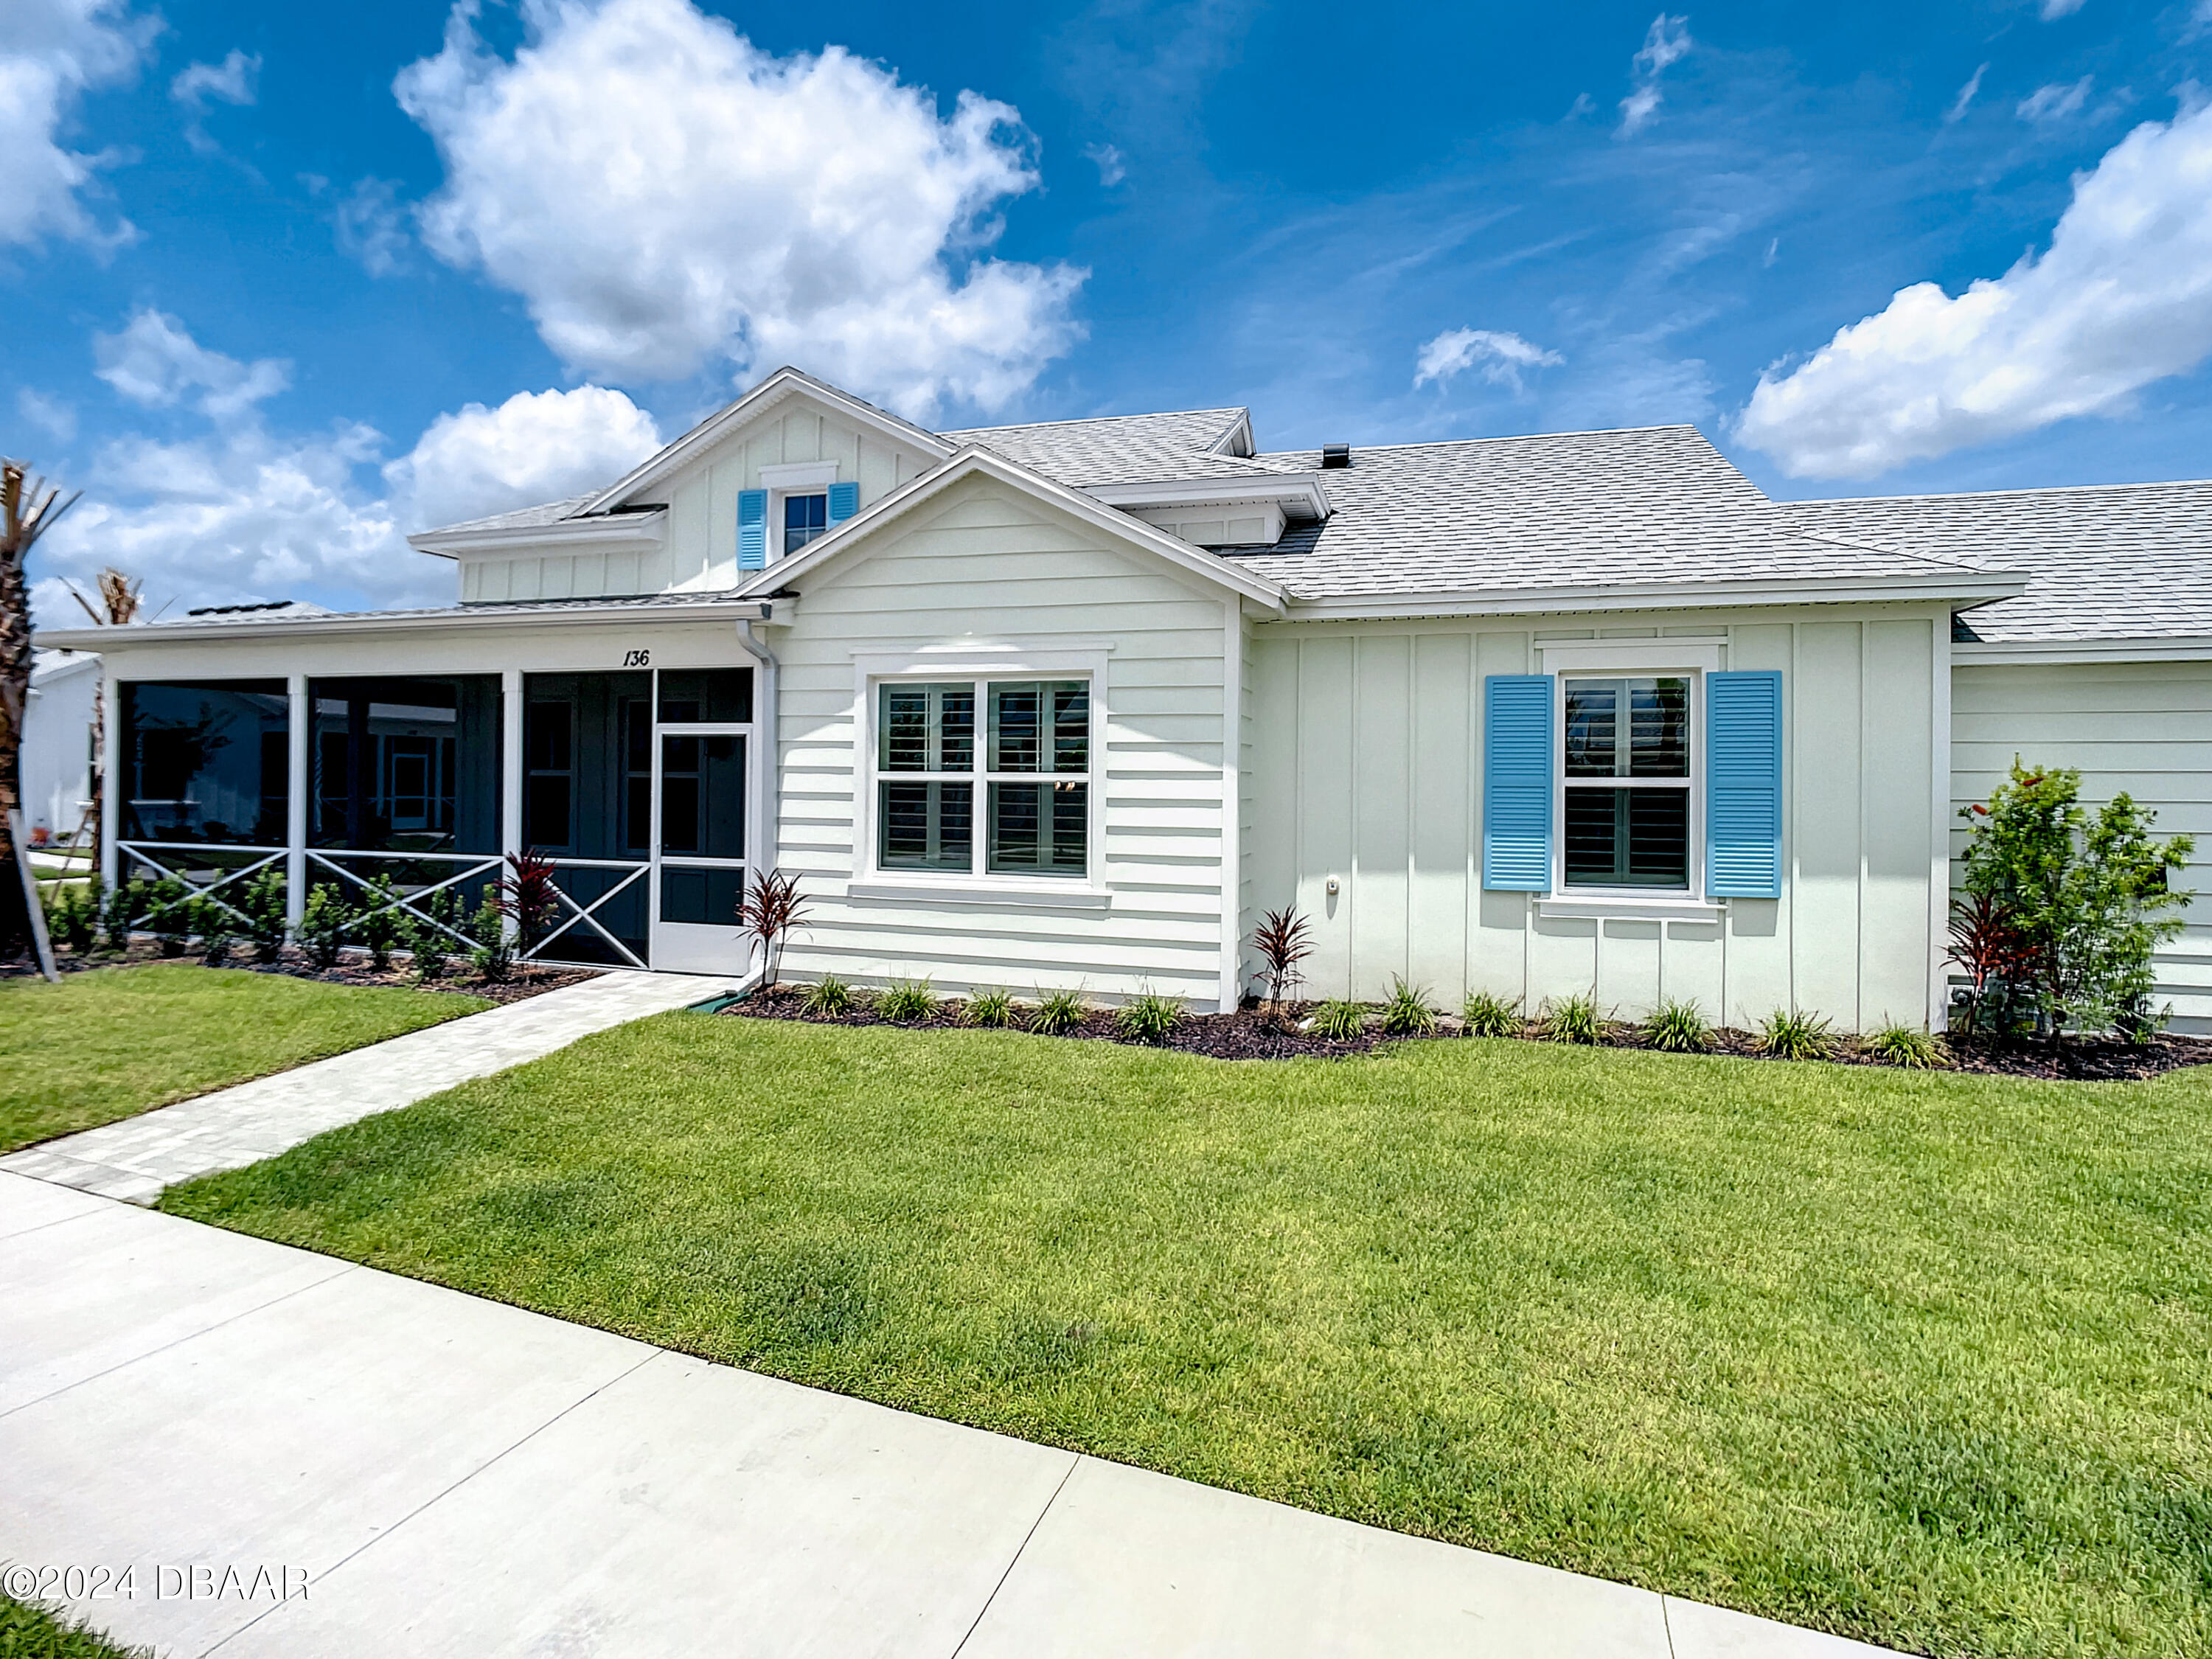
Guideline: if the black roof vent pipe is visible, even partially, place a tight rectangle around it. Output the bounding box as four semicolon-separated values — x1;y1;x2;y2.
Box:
1321;443;1351;469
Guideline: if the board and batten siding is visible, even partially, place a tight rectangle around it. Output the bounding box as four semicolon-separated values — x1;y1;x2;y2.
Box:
458;403;931;604
1244;609;1948;1030
1952;658;2212;1033
771;476;1235;1005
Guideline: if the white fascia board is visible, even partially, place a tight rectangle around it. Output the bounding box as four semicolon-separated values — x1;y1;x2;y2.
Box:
577;367;953;516
32;598;779;652
1277;570;2028;622
408;511;668;560
1953;634;2212;664
1085;473;1329;520
733;445;1293;613
30;650;102;684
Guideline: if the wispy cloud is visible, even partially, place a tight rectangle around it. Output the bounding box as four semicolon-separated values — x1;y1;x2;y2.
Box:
171;47;259;154
1945;63;1987;124
1084;142;1126;187
331;176;411;276
2039;0;2087;18
1413;327;1564;392
1618;14;1693;138
2017;75;2094;124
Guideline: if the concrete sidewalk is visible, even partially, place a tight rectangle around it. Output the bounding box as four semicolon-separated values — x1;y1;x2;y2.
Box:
0;970;745;1204
1;1173;1898;1659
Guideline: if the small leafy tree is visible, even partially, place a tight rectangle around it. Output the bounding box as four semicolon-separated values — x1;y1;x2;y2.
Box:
1249;905;1313;1020
1959;760;2194;1045
736;867;810;991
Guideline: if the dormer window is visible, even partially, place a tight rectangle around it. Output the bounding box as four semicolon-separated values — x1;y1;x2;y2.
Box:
783;493;828;556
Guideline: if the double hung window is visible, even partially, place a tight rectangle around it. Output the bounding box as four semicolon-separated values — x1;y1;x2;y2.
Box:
783;493;827;556
876;680;1091;879
1561;675;1691;889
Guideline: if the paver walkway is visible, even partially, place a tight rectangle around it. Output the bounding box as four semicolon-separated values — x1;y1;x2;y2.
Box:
0;1173;1899;1658
0;970;746;1204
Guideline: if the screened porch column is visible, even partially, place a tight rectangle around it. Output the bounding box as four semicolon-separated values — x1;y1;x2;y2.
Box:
285;674;309;927
500;669;523;858
99;665;121;891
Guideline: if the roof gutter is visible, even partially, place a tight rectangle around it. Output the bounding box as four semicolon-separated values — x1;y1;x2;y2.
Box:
1952;633;2212;665
407;510;669;560
33;597;781;652
1274;570;2029;623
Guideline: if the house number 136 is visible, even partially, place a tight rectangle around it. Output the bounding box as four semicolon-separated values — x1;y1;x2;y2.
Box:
622;649;650;667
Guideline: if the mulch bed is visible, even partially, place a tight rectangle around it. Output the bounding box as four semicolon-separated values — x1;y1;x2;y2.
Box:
1;942;597;1005
723;986;2212;1077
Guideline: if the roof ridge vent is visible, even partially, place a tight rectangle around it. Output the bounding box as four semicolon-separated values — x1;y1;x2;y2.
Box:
1321;443;1351;470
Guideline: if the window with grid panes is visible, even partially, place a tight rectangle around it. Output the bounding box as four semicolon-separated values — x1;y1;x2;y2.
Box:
876;680;1090;877
1561;675;1691;888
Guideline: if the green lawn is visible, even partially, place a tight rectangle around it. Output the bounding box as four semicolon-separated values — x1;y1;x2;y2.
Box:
0;1596;149;1658
1;965;490;1152
164;1017;2212;1658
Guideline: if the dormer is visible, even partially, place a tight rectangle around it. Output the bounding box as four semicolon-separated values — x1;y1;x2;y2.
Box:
1091;473;1329;548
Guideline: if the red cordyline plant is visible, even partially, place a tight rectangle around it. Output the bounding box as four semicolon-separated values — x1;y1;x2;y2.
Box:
737;868;810;992
1251;904;1314;1019
496;849;563;958
1945;891;2037;1043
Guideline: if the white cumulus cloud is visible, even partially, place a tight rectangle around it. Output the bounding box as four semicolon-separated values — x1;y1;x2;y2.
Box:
93;308;291;420
1414;327;1565;392
1618;13;1692;138
1737;96;2212;479
392;0;1086;418
385;385;664;532
1;0;159;249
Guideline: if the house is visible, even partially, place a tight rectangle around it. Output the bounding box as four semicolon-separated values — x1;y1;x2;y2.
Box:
35;367;2210;1032
21;649;100;846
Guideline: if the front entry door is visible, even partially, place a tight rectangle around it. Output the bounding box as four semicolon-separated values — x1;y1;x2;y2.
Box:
649;722;750;974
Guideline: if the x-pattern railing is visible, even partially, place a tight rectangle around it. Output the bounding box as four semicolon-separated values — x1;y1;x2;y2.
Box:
116;842;286;929
305;849;503;951
524;858;650;971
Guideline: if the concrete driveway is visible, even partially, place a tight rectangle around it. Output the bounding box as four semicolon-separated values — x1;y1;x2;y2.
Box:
1;1172;1896;1658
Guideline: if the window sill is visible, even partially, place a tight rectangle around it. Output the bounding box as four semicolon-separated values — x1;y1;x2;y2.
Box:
844;880;1112;911
1537;897;1725;923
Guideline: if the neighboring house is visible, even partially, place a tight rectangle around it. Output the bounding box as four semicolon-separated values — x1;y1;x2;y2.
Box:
21;649;100;845
34;367;2208;1031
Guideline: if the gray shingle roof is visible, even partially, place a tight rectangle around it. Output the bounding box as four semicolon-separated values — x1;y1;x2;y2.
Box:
941;408;1292;487
1784;484;2212;643
422;493;598;535
1224;426;1977;599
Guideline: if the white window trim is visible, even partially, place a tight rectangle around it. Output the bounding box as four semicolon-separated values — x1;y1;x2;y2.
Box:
759;462;841;565
1541;649;1716;915
849;645;1112;900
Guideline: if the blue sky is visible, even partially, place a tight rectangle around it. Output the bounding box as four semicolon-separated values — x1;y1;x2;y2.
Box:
11;0;2212;615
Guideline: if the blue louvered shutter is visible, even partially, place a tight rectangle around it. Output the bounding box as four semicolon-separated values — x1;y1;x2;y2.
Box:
827;480;859;524
737;489;768;571
1482;675;1554;891
1705;670;1783;899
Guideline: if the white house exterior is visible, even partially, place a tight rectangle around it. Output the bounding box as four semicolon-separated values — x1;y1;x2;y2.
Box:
21;649;100;846
37;367;2209;1031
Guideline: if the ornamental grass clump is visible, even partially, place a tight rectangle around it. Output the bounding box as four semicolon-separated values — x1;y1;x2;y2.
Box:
963;988;1016;1027
1538;991;1604;1046
1865;1022;1947;1069
1307;999;1366;1041
1461;989;1521;1038
1380;977;1437;1036
1030;987;1086;1035
801;975;855;1017
1758;1007;1834;1062
879;978;937;1023
1115;990;1184;1044
1641;997;1714;1054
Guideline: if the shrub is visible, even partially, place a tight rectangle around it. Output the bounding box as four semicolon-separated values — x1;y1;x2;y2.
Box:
1865;1021;1947;1069
145;877;192;956
1944;892;2035;1045
1758;1007;1834;1062
1641;997;1714;1054
1115;990;1184;1043
1030;988;1087;1035
236;868;289;962
100;879;143;953
737;867;811;992
1538;991;1604;1045
44;880;97;954
1307;999;1366;1041
187;894;238;966
880;978;937;1023
964;988;1016;1028
1250;904;1314;1015
801;975;855;1016
1958;759;2194;1043
495;850;562;961
1380;976;1437;1036
467;896;513;983
298;884;355;971
1461;989;1522;1038
355;874;403;973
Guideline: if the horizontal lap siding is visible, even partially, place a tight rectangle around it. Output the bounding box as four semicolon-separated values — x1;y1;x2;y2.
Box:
1953;661;2212;1032
774;481;1231;1005
1245;611;1942;1030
